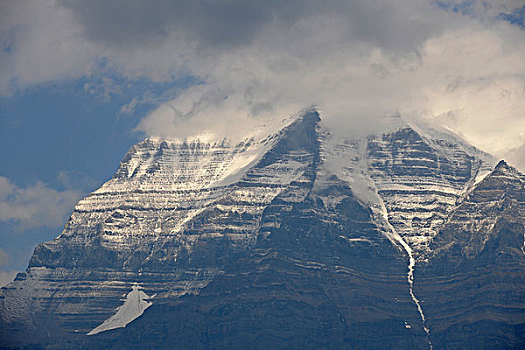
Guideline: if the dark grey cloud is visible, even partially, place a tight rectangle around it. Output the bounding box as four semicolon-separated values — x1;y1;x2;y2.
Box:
59;0;304;48
59;0;442;53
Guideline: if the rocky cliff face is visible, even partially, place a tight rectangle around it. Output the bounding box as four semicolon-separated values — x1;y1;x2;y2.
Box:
416;160;525;349
1;110;523;349
0;112;313;345
323;116;494;254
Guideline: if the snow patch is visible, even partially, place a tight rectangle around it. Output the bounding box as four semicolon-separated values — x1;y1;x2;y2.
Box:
321;133;380;206
87;284;153;336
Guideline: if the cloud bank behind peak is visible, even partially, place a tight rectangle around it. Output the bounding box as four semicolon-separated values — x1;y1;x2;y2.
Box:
2;0;524;170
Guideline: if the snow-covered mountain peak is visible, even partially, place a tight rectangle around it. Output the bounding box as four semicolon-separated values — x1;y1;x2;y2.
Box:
93;112;309;195
102;110;496;255
146;109;305;145
406;118;496;167
321;115;496;253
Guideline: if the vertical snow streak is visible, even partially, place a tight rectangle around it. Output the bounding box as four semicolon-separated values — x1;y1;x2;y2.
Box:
327;136;434;348
376;203;433;350
345;136;433;349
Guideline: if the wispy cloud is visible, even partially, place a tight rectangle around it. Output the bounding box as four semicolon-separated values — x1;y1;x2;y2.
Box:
0;248;18;287
0;176;82;230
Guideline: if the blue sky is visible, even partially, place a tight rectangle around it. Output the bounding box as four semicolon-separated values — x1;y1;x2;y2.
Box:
0;0;524;285
0;75;194;275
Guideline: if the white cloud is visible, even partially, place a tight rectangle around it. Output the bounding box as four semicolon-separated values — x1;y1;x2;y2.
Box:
0;271;18;287
137;18;525;173
2;0;524;171
0;249;18;287
503;141;525;172
0;0;98;93
0;176;82;230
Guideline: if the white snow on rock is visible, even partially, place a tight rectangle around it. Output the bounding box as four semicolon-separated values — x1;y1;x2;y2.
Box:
321;115;496;254
87;284;153;335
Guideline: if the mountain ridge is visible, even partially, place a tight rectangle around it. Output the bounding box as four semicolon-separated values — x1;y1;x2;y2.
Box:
415;159;525;348
1;109;523;349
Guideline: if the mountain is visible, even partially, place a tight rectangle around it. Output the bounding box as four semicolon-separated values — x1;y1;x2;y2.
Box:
415;160;525;348
1;109;523;349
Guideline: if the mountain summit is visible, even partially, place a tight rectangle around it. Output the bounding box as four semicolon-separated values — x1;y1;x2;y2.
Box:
1;110;523;349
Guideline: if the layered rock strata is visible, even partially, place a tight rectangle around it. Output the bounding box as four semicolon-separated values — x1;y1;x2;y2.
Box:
1;111;523;349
